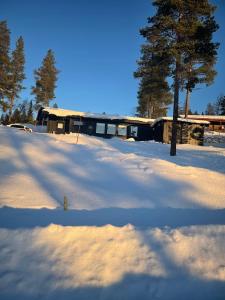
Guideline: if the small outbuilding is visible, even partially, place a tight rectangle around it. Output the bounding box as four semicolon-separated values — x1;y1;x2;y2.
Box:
180;115;225;132
152;117;209;145
36;107;154;141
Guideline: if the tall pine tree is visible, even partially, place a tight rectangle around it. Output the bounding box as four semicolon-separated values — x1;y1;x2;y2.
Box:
32;49;59;109
140;0;219;155
0;20;10;112
7;36;25;120
134;44;172;118
183;9;218;118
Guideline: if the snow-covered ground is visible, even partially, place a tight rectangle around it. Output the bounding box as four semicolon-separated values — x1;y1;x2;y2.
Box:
0;126;225;300
204;130;225;148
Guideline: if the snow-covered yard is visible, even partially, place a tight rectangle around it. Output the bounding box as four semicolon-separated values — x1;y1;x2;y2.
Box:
0;126;225;299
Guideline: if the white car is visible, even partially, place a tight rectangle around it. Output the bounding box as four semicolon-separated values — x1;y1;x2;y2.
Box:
7;123;32;132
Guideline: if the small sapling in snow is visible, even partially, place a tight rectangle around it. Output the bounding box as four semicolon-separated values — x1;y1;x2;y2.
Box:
63;195;68;211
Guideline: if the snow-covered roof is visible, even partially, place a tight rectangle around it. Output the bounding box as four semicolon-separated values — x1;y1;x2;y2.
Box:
180;115;225;121
42;107;154;124
152;117;210;126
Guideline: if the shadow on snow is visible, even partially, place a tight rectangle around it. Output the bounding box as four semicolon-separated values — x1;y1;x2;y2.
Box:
1;206;225;229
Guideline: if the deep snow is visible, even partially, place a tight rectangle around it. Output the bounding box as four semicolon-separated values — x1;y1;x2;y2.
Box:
0;126;225;300
0;126;225;209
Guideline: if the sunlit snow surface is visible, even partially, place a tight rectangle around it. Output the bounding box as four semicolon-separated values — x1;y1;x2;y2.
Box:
0;126;225;300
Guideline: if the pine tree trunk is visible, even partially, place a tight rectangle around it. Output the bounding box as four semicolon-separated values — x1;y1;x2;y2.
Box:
147;98;150;118
184;88;190;118
147;96;151;118
170;60;180;156
8;97;14;122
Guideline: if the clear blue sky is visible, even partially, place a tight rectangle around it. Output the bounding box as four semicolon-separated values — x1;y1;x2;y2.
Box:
1;0;225;116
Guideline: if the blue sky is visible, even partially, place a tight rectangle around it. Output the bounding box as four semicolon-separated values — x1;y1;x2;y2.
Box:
1;0;225;116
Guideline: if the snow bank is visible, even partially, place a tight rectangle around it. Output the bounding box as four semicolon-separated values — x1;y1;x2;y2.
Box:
0;224;225;300
1;126;225;300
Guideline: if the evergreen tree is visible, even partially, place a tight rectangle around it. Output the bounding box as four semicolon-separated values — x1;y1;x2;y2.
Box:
220;97;225;115
3;113;9;125
27;100;34;123
7;36;25;120
134;43;172;118
32;49;59;109
205;102;215;115
0;20;10;111
11;108;21;123
183;12;218;117
19;100;28;123
140;0;219;155
215;95;225;115
0;113;5;124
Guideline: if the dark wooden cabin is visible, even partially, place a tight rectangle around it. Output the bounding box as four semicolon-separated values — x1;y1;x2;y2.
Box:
152;117;209;146
36;107;154;141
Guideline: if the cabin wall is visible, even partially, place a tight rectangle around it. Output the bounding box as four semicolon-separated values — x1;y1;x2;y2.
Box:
47;119;65;134
134;125;153;141
153;121;164;142
153;120;205;145
68;117;153;140
188;124;205;145
43;114;153;141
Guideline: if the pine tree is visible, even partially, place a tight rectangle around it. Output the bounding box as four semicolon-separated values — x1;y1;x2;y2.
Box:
220;97;225;115
3;113;9;125
0;20;10;111
19;100;28;123
205;102;215;115
215;95;225;115
0;113;5;124
7;36;25;120
134;44;172;118
32;49;59;109
183;9;219;118
11;108;21;123
27;100;34;123
140;0;219;155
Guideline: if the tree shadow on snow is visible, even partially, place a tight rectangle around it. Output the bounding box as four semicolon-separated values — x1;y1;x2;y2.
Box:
0;272;225;300
108;139;225;175
1;206;225;229
0;129;209;209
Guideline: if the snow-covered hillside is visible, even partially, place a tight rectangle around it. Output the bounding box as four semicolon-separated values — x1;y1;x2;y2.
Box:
0;126;225;209
0;126;225;300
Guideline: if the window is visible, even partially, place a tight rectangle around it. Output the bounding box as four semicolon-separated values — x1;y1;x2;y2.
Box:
74;120;83;126
107;124;116;135
57;122;64;129
118;125;127;136
96;123;105;134
130;126;138;137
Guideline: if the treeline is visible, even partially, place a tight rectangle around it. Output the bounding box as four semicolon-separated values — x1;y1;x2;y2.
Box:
177;94;225;116
1;100;33;124
205;95;225;115
0;20;59;124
